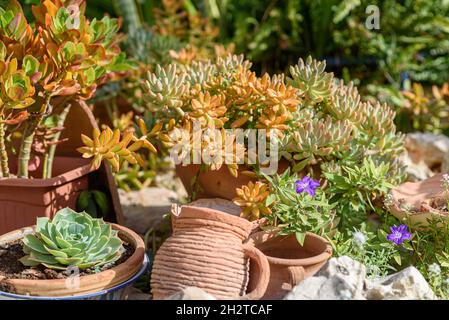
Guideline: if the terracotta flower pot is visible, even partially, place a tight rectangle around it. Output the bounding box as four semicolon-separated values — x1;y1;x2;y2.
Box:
248;231;332;300
176;160;290;200
0;157;94;236
389;173;449;228
0;223;145;297
0;100;124;235
151;203;270;300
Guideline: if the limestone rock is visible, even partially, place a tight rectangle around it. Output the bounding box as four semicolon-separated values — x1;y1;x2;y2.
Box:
285;256;366;300
365;266;437;300
124;287;152;300
285;256;437;300
166;287;216;300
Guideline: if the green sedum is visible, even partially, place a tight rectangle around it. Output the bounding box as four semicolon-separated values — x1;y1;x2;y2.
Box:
19;208;124;271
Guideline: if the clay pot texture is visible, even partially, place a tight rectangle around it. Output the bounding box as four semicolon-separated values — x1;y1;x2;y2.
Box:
151;204;270;299
0;223;145;297
0;100;124;235
176;160;290;200
390;173;449;228
249;231;332;300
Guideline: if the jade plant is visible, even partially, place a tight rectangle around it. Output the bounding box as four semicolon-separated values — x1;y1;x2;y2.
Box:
20;207;124;270
0;0;131;179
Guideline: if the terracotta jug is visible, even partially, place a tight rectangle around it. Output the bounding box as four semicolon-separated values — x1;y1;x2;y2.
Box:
151;203;270;300
249;231;332;299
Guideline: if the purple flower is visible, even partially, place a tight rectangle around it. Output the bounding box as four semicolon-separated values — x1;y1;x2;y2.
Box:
295;176;320;196
386;224;411;245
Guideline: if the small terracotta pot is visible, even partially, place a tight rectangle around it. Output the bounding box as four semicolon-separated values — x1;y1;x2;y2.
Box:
151;204;270;300
389;173;449;228
0;223;145;297
176;160;290;200
248;231;332;300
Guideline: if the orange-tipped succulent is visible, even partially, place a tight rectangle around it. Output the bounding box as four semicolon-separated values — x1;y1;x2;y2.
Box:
77;127;146;172
233;181;272;221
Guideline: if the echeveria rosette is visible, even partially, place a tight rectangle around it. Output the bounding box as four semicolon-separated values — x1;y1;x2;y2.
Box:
386;224;412;246
19;208;125;270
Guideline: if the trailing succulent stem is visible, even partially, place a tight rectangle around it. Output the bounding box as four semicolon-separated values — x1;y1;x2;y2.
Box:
43;103;72;179
17;114;43;178
0;121;9;177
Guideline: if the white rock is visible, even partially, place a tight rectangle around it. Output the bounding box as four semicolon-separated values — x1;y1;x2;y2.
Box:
166;287;216;300
365;266;437;300
285;256;437;300
120;187;181;234
285;256;367;300
123;287;152;300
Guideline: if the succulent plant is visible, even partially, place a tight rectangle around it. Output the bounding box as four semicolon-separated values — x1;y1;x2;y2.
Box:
0;0;132;179
233;181;271;221
142;53;405;225
19;208;124;270
77;126;153;172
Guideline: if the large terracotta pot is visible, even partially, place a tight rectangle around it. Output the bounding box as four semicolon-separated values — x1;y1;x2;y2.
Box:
176;160;290;200
0;157;93;236
0;100;124;235
151;203;270;300
389;173;449;228
248;231;332;300
0;223;145;297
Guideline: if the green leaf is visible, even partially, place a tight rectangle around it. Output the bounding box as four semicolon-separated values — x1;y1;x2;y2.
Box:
22;234;47;254
295;232;306;246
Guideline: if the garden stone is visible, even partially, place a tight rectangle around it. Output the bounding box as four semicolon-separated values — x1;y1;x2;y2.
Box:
123;287;152;300
284;256;367;300
365;266;436;300
166;287;216;300
120;187;181;234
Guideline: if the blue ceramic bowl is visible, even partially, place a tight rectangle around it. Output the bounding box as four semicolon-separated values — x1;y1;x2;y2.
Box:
0;255;149;300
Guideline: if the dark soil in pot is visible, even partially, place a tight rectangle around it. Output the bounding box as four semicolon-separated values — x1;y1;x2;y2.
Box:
0;240;134;292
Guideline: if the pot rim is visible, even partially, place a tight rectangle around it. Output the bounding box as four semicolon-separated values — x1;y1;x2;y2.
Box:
252;231;332;266
0;223;145;297
0;157;94;188
175;204;253;236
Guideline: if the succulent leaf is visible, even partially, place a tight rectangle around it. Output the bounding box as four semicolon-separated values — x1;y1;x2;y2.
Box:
20;207;124;270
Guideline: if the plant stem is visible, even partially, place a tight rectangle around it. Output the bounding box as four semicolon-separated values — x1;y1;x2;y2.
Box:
17;115;43;178
0;121;10;178
43;103;72;179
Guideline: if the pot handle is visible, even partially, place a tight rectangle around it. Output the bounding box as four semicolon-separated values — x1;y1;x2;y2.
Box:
238;243;270;300
287;265;305;288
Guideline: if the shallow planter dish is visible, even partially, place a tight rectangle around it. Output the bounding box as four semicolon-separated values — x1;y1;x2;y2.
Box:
0;255;149;300
389;173;449;228
151;203;270;300
0;223;145;297
248;231;332;300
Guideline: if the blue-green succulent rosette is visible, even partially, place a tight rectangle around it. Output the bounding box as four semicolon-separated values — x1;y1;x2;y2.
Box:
19;208;125;271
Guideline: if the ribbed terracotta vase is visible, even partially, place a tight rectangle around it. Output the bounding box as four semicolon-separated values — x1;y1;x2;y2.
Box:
249;231;332;299
151;204;270;300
